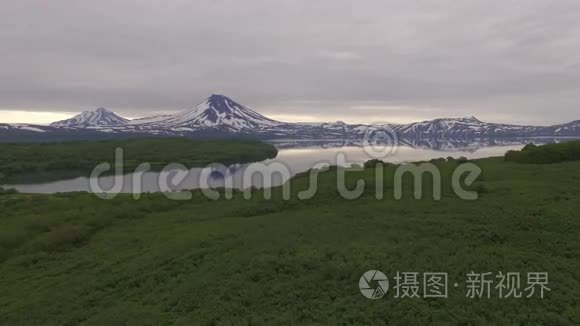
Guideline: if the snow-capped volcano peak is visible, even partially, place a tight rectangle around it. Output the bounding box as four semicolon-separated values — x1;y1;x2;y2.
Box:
95;107;109;114
50;107;129;128
456;116;482;123
142;94;281;131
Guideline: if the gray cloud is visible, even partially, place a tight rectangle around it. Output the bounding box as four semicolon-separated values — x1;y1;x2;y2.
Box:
1;0;579;124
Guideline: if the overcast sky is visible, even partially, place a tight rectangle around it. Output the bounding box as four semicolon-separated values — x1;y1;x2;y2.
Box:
1;0;579;125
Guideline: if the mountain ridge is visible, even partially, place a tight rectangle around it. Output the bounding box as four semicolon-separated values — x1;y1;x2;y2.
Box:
4;94;580;140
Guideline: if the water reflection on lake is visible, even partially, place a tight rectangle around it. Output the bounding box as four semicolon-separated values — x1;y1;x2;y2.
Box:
1;138;564;194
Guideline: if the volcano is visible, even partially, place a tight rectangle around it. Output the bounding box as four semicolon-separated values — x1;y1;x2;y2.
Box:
50;107;129;128
133;94;281;132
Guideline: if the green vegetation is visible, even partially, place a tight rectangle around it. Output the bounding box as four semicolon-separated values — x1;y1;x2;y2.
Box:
0;138;277;183
505;140;580;164
0;156;578;325
0;187;17;196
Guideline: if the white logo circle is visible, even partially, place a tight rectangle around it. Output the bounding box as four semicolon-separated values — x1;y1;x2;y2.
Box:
362;125;399;159
359;270;389;299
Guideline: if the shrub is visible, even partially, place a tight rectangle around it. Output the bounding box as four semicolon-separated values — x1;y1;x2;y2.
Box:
505;141;580;164
363;159;394;169
40;224;91;251
0;187;18;196
0;230;27;250
522;143;537;151
429;157;446;164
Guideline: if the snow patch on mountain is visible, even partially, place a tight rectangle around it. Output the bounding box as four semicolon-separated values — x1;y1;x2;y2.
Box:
0;123;50;133
128;115;173;125
11;124;47;132
50;107;129;128
390;116;548;138
549;120;580;136
137;94;281;131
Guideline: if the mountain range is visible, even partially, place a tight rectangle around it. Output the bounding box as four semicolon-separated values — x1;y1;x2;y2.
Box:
1;94;579;142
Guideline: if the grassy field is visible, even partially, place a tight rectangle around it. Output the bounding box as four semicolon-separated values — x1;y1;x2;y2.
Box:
0;152;578;325
0;138;277;184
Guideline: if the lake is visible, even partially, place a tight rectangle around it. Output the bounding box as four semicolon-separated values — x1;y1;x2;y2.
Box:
0;139;558;194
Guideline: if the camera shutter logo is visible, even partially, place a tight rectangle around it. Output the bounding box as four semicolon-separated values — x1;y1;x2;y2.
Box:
359;270;389;299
